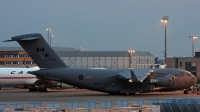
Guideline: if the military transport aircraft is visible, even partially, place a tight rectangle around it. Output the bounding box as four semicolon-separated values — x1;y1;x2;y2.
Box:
0;67;73;92
4;33;197;95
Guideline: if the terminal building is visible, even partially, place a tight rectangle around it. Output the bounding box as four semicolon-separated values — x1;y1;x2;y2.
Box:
166;52;200;83
0;47;155;69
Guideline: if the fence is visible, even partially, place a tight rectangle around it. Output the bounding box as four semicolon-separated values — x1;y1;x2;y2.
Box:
0;99;154;112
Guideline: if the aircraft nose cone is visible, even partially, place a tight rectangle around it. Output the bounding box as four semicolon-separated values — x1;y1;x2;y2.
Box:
193;75;197;85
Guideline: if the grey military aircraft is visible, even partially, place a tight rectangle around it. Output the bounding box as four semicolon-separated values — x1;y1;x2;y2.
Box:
5;33;197;95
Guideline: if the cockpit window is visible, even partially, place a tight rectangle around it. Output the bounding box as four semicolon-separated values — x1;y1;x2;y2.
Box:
187;72;193;76
185;71;192;76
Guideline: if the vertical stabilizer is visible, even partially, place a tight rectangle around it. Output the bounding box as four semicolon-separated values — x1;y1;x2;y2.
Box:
6;33;67;68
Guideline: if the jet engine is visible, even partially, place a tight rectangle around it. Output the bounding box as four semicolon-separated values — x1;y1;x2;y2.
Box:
149;77;172;87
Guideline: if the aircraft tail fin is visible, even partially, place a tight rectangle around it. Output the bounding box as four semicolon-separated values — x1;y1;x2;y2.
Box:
5;33;67;68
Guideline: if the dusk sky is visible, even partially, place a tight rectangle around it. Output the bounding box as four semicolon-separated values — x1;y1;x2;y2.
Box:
1;1;200;59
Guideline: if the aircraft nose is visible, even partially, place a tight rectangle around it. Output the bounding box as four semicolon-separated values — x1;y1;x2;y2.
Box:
193;75;197;85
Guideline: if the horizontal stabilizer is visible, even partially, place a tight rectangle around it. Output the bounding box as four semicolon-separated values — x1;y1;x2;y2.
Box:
21;37;40;41
3;34;40;42
3;40;13;42
11;34;41;41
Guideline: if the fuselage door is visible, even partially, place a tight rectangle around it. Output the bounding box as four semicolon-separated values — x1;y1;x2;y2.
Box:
172;75;175;85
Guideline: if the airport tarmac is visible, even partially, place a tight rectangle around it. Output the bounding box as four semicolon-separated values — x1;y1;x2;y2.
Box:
1;88;200;103
1;88;200;109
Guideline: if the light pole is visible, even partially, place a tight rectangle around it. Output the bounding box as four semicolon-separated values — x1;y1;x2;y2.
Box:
50;34;53;46
128;50;135;68
46;28;51;44
189;36;197;57
161;16;169;61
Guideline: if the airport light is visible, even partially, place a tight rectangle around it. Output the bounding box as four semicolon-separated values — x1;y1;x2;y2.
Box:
128;50;135;68
189;36;197;57
50;34;53;47
161;16;169;61
46;28;51;44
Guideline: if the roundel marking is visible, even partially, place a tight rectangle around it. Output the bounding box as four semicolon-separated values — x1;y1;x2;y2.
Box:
78;75;84;80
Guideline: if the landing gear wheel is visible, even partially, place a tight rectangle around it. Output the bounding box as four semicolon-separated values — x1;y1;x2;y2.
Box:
118;93;126;95
38;88;43;92
109;92;117;95
43;88;47;92
184;90;188;94
33;88;38;92
129;93;135;95
29;88;33;92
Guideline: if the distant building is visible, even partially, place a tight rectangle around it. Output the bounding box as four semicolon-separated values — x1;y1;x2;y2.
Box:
0;47;78;66
0;47;155;69
166;52;200;83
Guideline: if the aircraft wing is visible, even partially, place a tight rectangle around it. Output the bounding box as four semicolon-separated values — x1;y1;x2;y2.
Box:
115;68;154;82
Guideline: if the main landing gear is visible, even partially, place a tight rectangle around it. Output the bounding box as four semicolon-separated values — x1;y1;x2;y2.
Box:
109;92;117;95
109;92;135;95
29;87;47;92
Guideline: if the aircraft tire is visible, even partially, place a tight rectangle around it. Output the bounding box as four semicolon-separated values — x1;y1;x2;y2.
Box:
118;93;126;95
38;88;43;92
43;88;47;92
29;88;33;92
33;88;38;92
109;92;117;95
129;93;135;95
184;90;188;94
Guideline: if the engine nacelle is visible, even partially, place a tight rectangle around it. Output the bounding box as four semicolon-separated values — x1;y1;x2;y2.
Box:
149;77;172;87
51;83;73;89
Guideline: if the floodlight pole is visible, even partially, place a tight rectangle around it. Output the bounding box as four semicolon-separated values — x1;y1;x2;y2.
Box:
50;34;53;47
46;28;51;44
128;50;135;68
189;36;197;57
161;16;169;60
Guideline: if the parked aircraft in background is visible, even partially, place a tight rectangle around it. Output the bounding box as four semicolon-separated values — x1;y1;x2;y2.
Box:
0;68;73;92
5;33;197;95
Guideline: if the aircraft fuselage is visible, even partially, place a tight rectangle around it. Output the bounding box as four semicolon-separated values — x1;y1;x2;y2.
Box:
32;68;197;94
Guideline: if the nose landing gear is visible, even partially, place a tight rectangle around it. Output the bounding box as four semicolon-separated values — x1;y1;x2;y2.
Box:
184;89;189;94
29;87;47;92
